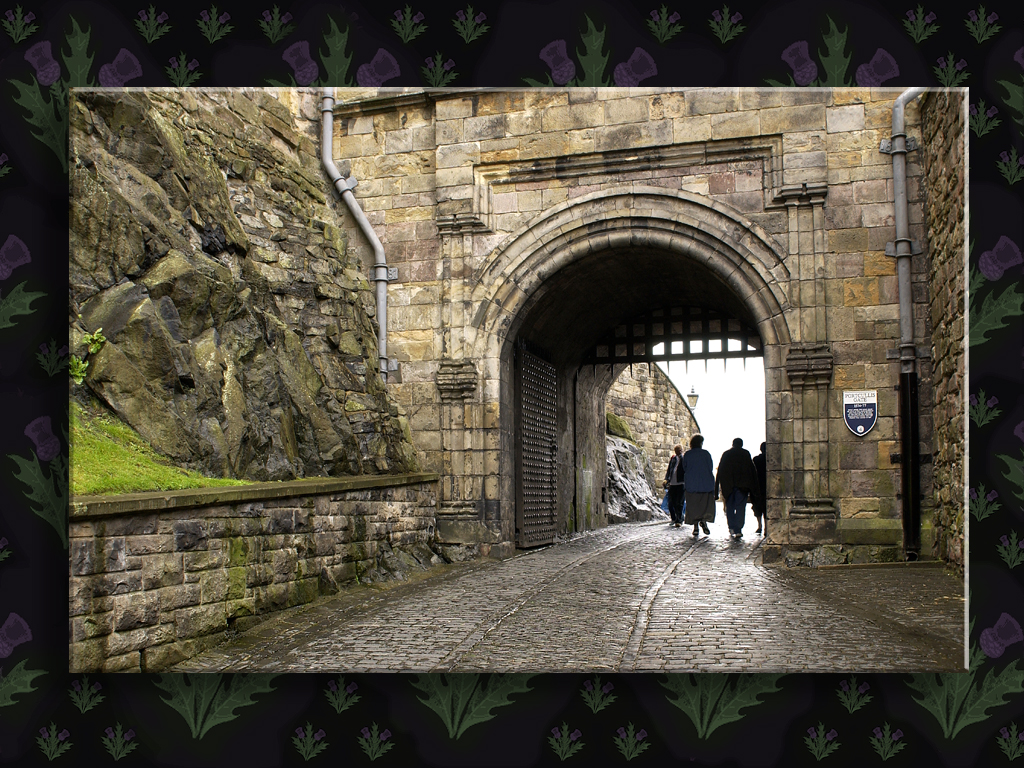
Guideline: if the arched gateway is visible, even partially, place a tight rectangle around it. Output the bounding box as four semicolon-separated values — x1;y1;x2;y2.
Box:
464;188;791;548
329;87;962;565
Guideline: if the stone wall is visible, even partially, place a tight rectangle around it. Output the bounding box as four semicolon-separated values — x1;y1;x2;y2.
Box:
70;89;416;481
325;88;944;560
922;91;966;570
69;474;439;672
606;364;699;490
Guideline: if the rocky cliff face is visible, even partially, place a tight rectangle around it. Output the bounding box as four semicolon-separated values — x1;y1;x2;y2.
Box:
605;436;666;524
69;89;417;481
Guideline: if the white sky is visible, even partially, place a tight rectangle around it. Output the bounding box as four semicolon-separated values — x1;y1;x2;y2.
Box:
658;357;766;467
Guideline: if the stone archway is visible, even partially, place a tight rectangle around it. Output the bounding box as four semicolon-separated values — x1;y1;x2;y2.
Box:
437;186;807;552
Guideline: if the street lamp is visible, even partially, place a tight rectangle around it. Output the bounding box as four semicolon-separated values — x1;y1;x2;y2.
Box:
686;386;698;410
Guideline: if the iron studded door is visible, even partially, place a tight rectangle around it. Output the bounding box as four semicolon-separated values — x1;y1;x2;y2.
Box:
515;346;558;547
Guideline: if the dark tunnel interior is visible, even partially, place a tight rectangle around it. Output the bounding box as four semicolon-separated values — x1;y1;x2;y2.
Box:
511;246;759;368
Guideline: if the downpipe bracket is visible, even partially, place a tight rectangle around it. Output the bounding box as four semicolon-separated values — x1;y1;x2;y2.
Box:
884;240;922;257
335;176;358;192
879;136;919;154
885;346;931;360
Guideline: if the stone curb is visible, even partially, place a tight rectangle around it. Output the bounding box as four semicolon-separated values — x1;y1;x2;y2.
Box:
812;560;947;569
70;473;441;519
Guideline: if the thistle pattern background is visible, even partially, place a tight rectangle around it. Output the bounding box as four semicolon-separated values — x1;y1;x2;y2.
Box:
0;1;1021;764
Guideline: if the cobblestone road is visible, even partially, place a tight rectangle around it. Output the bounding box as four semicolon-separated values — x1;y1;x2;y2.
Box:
174;521;966;674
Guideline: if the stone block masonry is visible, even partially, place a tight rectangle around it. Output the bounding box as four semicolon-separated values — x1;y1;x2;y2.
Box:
922;90;966;571
69;474;439;672
315;88;962;566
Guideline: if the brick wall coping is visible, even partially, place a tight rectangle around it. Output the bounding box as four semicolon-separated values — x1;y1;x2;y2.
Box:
69;473;441;520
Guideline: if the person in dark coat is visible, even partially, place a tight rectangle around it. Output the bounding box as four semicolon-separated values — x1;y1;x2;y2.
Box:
751;442;767;535
681;434;716;536
714;437;759;540
663;444;685;528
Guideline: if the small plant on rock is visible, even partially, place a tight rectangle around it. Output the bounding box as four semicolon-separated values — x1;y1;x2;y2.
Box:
82;327;105;354
69;355;88;384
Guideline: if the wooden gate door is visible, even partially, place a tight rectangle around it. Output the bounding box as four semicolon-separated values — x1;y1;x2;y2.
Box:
515;346;558;547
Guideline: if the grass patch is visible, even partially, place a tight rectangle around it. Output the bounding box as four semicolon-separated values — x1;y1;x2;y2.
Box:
71;403;250;496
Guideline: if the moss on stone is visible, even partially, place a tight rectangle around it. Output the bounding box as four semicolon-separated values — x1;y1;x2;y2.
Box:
606;411;634;442
228;538;249;567
227;567;247;600
292;578;319;606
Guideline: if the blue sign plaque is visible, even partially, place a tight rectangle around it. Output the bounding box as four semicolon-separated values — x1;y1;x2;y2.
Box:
843;390;877;436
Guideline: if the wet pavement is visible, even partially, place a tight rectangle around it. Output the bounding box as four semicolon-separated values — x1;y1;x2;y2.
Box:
172;520;966;674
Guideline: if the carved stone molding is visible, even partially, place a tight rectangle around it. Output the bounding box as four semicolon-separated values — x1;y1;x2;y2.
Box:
770;181;828;207
436;214;491;235
436;359;478;401
438;501;479;520
790;498;836;515
784;343;834;389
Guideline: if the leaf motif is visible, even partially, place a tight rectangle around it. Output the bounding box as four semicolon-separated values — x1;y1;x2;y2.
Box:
575;14;610;87
0;282;46;329
7;75;67;172
449;674;480;737
411;675;459;738
997;450;1024;503
970;282;1024;346
320;15;352;87
996;75;1024;134
456;674;534;738
8;451;67;548
817;16;852;87
62;16;95;88
907;657;1024;739
0;660;47;707
968;265;985;309
412;674;534;739
706;675;785;737
200;674;278;739
154;674;204;738
154;674;278;739
662;674;784;738
661;675;703;735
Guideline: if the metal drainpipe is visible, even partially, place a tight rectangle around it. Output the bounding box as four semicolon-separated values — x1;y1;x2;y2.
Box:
887;87;927;560
320;87;390;382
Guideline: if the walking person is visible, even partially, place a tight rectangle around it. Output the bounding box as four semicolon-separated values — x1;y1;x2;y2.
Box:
715;438;760;540
663;444;685;528
751;442;768;535
681;434;716;536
